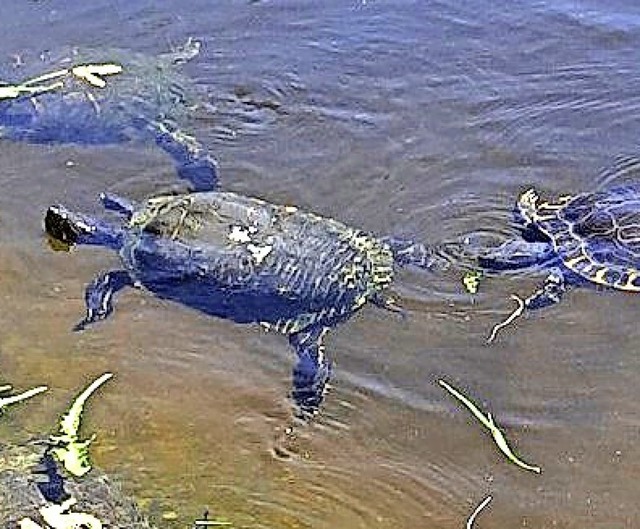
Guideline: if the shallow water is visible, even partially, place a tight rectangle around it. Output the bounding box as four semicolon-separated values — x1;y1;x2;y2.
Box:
1;0;640;527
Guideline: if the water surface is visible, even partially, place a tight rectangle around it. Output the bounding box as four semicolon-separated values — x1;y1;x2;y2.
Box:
1;1;640;527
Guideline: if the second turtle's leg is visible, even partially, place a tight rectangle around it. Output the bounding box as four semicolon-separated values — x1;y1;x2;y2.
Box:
152;124;219;192
74;270;134;331
289;326;332;417
524;272;567;310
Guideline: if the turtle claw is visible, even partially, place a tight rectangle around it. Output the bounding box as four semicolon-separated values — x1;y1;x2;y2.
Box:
524;272;566;310
152;127;219;192
73;318;91;333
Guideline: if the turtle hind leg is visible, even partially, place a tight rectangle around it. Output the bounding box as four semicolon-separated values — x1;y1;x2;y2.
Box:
152;124;219;192
381;236;451;272
74;270;134;331
289;326;332;418
487;271;566;343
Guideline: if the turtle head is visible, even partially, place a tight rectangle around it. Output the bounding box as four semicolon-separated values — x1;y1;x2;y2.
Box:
45;205;123;250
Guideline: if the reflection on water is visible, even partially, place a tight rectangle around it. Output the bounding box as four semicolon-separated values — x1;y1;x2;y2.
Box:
1;0;640;527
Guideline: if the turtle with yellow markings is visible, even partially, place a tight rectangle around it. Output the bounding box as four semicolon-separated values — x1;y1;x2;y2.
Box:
44;190;450;415
476;172;640;342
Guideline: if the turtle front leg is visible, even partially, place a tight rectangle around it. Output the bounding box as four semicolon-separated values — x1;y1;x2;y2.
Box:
524;272;566;310
488;271;566;343
381;236;451;271
74;270;134;331
289;326;332;417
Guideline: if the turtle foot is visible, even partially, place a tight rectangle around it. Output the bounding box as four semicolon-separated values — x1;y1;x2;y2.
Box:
73;270;133;332
289;326;331;417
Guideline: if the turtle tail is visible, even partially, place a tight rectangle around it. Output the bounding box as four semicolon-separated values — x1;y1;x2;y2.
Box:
382;236;457;272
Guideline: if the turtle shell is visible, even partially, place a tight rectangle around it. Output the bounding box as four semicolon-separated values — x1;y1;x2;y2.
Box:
520;184;640;291
123;191;395;334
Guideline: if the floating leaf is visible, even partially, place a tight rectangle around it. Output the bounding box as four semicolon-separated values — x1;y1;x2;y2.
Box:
463;270;483;294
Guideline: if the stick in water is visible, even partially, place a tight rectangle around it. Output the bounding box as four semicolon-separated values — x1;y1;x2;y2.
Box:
487;295;525;343
438;379;541;474
466;495;492;529
0;385;48;411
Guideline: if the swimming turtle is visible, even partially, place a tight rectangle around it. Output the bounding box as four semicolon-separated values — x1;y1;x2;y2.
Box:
44;191;446;414
0;39;216;191
476;178;640;342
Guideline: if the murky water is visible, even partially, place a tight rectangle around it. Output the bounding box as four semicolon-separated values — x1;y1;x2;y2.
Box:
1;0;640;527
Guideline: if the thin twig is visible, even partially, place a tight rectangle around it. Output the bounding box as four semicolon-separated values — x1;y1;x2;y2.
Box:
438;379;541;474
466;495;492;529
22;68;69;86
0;386;48;410
487;294;525;343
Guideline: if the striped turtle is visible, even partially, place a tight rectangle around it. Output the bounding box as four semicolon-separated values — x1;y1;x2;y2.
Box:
477;179;640;342
0;39;216;191
44;191;445;414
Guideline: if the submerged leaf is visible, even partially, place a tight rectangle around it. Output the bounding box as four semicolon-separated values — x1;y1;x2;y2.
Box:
51;373;113;477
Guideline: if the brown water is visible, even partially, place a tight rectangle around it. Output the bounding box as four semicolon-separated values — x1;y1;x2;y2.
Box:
1;0;640;527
